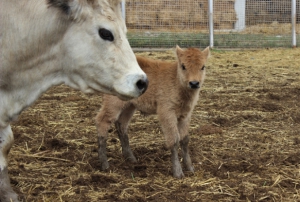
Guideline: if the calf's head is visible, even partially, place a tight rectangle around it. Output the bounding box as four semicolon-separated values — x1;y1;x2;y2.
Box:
49;0;148;100
176;46;210;90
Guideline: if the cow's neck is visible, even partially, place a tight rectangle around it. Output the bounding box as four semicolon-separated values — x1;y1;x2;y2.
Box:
0;49;66;127
0;33;68;128
0;1;73;127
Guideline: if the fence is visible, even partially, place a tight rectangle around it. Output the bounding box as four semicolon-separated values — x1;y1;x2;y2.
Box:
122;0;299;49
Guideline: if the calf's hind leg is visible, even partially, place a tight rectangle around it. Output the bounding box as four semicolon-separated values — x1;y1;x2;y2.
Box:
115;104;137;163
0;125;19;202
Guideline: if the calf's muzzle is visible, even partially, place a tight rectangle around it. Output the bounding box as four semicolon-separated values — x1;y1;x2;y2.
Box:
189;81;200;89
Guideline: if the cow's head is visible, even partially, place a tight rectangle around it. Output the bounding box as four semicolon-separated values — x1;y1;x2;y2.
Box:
48;0;148;100
175;46;210;90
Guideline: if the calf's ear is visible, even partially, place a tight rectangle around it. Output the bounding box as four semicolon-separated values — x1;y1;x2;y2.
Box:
202;47;211;59
176;45;184;58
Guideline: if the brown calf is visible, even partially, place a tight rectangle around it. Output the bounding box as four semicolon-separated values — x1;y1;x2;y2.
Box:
95;46;210;178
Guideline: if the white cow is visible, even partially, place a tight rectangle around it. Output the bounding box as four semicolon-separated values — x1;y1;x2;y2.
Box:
0;0;148;201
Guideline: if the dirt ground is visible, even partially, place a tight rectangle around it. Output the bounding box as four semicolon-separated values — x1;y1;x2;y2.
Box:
10;48;300;202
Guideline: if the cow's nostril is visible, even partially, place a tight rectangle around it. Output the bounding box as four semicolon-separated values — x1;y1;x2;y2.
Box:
136;78;149;94
189;81;200;89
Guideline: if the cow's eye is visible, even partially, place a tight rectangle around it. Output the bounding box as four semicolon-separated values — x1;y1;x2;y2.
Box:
99;28;114;41
181;64;186;70
201;65;205;70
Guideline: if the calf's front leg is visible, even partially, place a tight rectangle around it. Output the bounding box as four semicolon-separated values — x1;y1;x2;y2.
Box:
96;109;114;171
178;117;194;172
170;142;184;178
115;104;137;163
0;125;19;202
180;135;194;173
97;136;109;171
158;111;184;178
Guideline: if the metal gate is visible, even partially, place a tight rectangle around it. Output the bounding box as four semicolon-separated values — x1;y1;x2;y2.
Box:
122;0;299;49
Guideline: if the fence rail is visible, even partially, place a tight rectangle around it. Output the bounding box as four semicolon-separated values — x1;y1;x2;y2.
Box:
122;0;299;49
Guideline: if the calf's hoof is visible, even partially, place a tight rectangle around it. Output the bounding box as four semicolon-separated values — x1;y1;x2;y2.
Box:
172;166;185;179
173;171;185;179
100;161;109;171
0;191;19;202
124;154;137;163
123;151;137;163
186;165;195;173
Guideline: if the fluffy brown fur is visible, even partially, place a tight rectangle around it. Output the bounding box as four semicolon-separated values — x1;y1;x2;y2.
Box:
96;46;210;178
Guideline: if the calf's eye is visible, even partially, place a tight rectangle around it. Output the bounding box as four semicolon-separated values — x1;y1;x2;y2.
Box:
201;65;205;70
181;64;186;70
99;28;114;41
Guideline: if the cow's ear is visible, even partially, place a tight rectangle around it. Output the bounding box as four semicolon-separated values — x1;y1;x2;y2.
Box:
202;46;211;59
47;0;71;15
48;0;99;20
108;0;122;10
107;0;123;20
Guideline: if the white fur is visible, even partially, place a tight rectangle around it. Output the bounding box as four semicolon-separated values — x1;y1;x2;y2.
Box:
0;0;147;201
0;0;147;127
0;126;13;170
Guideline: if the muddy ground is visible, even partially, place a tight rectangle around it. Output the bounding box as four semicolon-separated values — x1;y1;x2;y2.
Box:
10;48;300;202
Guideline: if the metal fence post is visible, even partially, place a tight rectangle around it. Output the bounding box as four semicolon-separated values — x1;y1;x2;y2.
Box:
208;0;214;48
291;0;296;47
121;0;126;20
234;0;246;31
